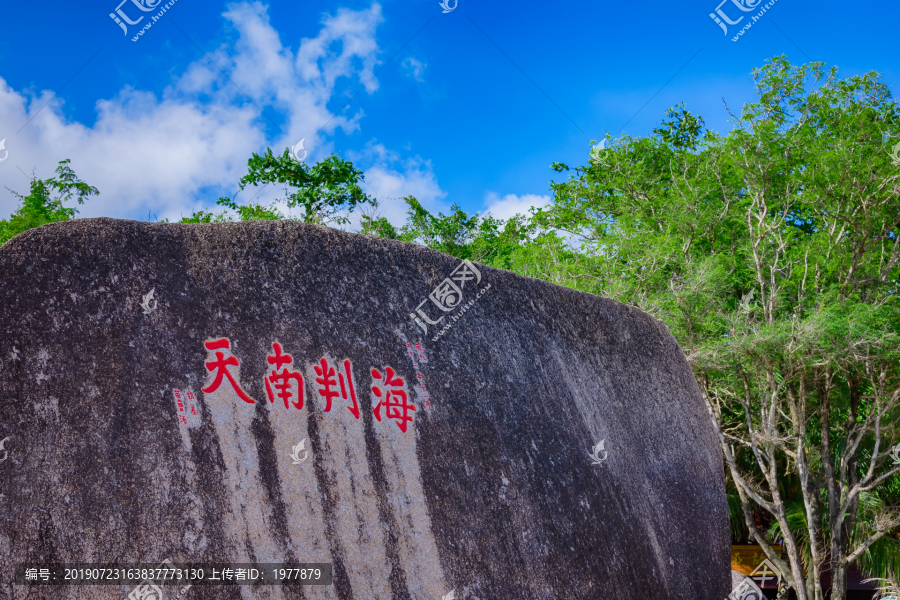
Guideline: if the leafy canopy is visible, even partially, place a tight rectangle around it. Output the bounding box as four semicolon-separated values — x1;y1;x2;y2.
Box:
0;159;99;245
212;148;373;225
361;56;900;600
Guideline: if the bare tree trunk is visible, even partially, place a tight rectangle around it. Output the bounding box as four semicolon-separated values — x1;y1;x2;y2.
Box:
818;372;843;600
831;562;849;600
790;380;824;600
805;490;824;600
829;376;863;600
731;478;809;600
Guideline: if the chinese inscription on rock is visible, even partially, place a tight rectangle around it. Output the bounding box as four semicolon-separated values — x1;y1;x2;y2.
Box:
199;338;415;432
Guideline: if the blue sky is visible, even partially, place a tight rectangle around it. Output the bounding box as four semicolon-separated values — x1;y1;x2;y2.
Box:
0;0;897;228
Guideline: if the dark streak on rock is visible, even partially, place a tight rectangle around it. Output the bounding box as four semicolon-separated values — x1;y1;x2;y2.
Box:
188;410;232;562
362;391;412;600
249;400;307;599
306;404;354;600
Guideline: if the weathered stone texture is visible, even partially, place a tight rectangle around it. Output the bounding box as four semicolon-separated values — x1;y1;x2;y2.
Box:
0;218;729;599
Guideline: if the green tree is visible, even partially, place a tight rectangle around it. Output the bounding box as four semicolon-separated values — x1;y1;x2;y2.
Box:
397;195;481;258
0;159;99;244
363;195;535;271
537;56;900;600
359;209;401;240
217;148;373;225
178;209;233;224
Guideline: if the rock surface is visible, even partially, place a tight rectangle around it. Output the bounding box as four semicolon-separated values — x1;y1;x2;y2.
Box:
0;218;730;599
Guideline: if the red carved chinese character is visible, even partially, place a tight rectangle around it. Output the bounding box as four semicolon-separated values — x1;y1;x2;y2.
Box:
314;358;339;412
371;366;416;432
339;360;360;419
264;342;304;410
202;339;256;404
315;358;360;418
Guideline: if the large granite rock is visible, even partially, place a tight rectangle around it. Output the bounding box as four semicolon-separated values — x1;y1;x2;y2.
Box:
0;218;730;599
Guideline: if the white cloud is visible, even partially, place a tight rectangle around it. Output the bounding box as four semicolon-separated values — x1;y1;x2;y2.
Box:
483;192;551;221
294;3;383;94
346;141;448;229
401;57;426;82
0;2;387;222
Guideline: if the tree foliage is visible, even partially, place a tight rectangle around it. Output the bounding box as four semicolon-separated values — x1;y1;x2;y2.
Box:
214;148;373;225
362;56;900;600
0;159;98;245
361;196;533;270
